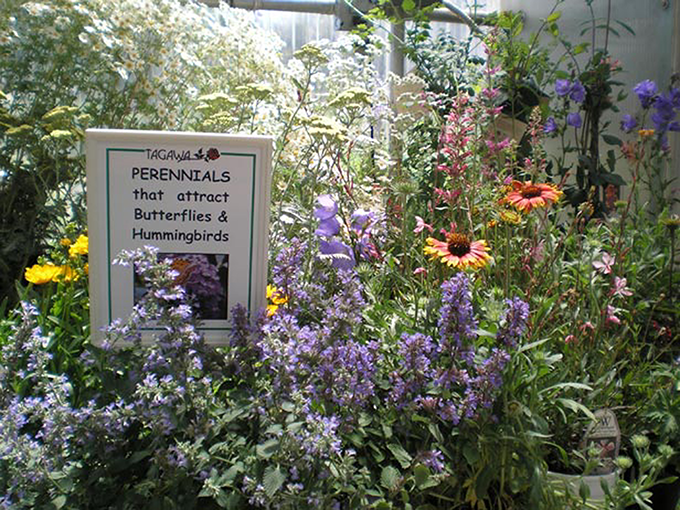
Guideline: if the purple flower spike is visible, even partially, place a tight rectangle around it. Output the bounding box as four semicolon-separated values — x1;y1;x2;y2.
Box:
543;117;558;134
314;194;338;220
633;80;658;109
567;112;582;128
569;81;586;104
555;79;571;97
621;114;637;133
319;239;356;270
315;216;340;237
496;297;529;348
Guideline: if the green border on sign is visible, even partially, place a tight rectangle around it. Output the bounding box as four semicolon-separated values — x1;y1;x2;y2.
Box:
105;148;257;332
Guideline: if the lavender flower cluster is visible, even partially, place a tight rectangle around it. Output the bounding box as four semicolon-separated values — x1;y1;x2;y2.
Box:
256;242;379;416
389;274;529;424
0;247;221;507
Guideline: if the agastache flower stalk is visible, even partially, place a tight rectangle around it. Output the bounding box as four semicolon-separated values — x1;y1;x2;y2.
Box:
438;273;478;351
496;297;530;348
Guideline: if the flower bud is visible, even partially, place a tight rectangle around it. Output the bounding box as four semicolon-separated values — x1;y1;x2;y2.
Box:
615;456;633;470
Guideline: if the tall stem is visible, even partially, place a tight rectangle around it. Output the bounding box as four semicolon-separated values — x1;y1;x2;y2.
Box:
670;228;676;306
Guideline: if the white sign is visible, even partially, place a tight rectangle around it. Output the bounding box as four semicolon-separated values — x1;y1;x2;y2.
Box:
86;129;272;344
583;408;621;475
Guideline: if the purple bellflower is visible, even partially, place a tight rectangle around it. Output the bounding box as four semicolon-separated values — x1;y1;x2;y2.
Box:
555;79;571;97
314;194;338;220
569;81;586;104
567;112;582;128
543;117;558;134
633;80;658;109
621;114;637;133
319;239;356;270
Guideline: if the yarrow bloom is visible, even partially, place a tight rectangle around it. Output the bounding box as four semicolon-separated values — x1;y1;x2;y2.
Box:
424;231;492;270
504;181;563;213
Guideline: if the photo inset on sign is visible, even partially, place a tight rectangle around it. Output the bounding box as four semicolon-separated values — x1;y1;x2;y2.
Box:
134;253;229;320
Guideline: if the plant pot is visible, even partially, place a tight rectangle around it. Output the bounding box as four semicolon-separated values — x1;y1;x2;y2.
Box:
547;470;618;508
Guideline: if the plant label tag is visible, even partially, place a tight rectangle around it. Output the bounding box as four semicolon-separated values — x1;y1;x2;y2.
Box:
583;408;621;475
86;129;272;345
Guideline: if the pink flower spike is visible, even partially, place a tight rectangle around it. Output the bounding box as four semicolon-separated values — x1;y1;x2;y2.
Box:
413;267;427;276
413;216;434;234
611;276;633;298
579;321;595;332
606;305;621;325
593;252;615;274
565;334;577;345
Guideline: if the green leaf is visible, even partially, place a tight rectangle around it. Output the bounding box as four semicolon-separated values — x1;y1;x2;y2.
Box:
382;422;393;439
263;466;286;497
381;466;401;490
414;464;431;488
615;20;635;36
578;479;590;502
51;496;67;509
602;134;622;146
540;382;593;394
256;439;279;459
217;463;243;487
600;172;626;186
402;0;416;11
359;412;372;427
546;11;561;22
427;423;443;443
388;443;412;469
475;466;494;499
517;338;550;353
557;398;596;421
463;443;480;465
474;328;496;338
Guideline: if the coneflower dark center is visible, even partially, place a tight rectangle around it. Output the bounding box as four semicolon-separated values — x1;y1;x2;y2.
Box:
520;185;542;199
447;233;471;257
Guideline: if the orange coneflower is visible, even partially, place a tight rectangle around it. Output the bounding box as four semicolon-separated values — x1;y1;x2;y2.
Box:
424;231;492;270
504;181;563;213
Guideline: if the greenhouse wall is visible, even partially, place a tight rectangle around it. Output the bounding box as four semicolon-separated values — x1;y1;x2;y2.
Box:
501;0;679;211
